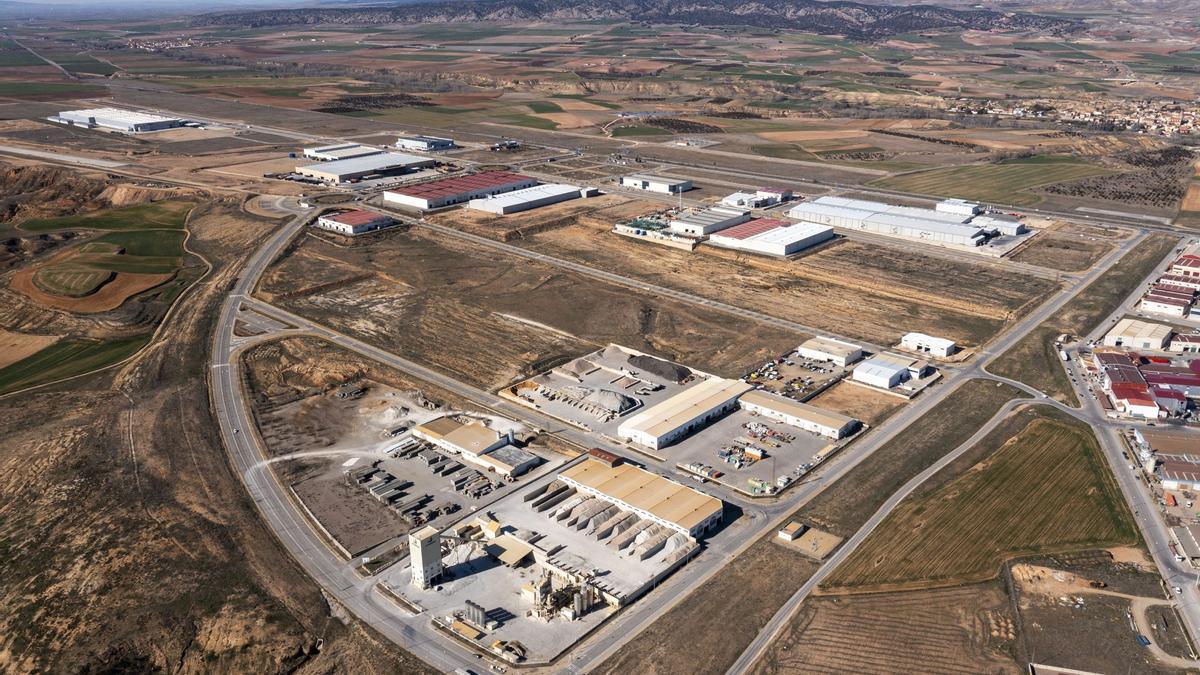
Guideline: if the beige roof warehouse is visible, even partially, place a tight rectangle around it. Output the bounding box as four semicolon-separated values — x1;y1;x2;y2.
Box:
560;460;722;534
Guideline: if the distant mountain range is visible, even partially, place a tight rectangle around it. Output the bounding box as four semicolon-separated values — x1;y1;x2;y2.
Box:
194;0;1082;40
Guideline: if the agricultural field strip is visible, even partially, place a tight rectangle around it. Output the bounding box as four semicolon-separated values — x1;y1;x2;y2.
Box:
404;216;889;352
729;397;1065;675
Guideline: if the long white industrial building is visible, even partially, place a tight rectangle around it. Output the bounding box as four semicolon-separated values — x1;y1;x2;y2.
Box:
295;152;435;183
707;218;834;256
739;389;859;439
668;206;750;236
788;196;989;247
302;143;383;161
467;183;583;214
383;171;537;210
49;107;184;133
618;377;752;450
621;175;692;194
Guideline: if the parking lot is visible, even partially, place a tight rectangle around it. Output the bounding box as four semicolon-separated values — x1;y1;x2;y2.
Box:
669;409;838;496
744;349;850;402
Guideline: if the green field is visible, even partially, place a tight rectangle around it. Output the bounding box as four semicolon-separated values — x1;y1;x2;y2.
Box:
750;144;820;162
0;335;150;395
526;100;564;114
824;416;1136;591
0;40;47;67
989;233;1179;403
501;113;559;130
32;266;113;297
870;156;1114;206
552;94;621;110
20;201;192;233
0;81;107;99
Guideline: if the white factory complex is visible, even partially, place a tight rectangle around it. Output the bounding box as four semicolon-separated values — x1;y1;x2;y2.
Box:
707;218;834;257
468;183;588;215
668;206;751;236
295;152;435;183
620;175;693;194
787;196;1027;247
49;107;185;133
396;135;456;152
383;171;538;210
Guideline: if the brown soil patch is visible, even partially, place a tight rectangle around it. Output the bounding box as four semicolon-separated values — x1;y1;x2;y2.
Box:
539;111;603;129
0;328;58;368
1182;183;1200;212
807;380;905;426
11;267;172;313
758;130;868;142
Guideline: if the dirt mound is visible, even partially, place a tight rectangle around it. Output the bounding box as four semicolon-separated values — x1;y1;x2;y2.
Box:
98;183;199;207
0;162;201;224
628;354;691;382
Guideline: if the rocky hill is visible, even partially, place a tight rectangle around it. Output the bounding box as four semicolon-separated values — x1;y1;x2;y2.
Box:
195;0;1081;40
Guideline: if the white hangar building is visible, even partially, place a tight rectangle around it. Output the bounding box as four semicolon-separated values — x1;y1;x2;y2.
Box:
797;336;863;367
900;332;957;358
467;183;583;214
620;174;692;194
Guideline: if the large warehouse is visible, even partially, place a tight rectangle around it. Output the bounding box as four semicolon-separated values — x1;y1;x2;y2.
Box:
558;458;724;537
295;152;435;183
396;135;455;152
1103;318;1174;350
853;352;930;389
618;377;753;450
788;196;989;247
900;332;957;357
620;175;692;194
382;171;537;210
314;210;394;236
668;206;750;236
302;143;383;161
706;218;834;256
738;389;859;439
50;107;184;133
467;183;582;214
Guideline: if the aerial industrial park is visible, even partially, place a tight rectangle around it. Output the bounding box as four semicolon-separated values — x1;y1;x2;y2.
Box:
3;3;1200;674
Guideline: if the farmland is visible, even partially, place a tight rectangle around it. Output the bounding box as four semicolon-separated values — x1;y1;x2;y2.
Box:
871;156;1113;206
0;335;149;395
822;416;1136;591
750;583;1019;675
990;233;1179;404
19;201;192;233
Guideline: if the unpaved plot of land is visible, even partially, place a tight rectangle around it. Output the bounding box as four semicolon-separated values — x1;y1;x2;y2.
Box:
750;583;1019;675
516;222;1056;347
285;457;410;556
822;416;1136;592
11;267;172;313
0;328;58;368
807;380;905;426
257;228;801;390
1010;232;1114;272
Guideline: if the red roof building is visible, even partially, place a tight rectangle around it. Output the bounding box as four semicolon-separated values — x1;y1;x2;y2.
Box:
383;171;537;210
707;217;790;241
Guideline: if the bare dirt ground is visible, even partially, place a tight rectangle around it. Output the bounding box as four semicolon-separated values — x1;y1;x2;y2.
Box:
807;380;906;425
11;265;173;313
750;583;1019;675
425;193;658;242
256;227;801;390
1010;232;1114;273
0;195;435;673
284;457;411;556
514;221;1057;347
0;327;57;368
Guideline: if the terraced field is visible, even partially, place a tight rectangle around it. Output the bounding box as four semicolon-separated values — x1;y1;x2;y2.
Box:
31;266;113;297
823;417;1136;592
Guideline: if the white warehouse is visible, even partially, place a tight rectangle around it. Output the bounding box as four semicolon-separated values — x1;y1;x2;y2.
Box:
50;107;184;133
314;210;393;236
617;377;752;450
621;175;692;194
797;336;863;367
852;352;931;389
788;196;988;247
302;143;383;161
738;389;859;440
900;332;957;357
395;135;455;152
707;219;834;256
668;206;750;236
467;183;583;214
936;198;982;217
